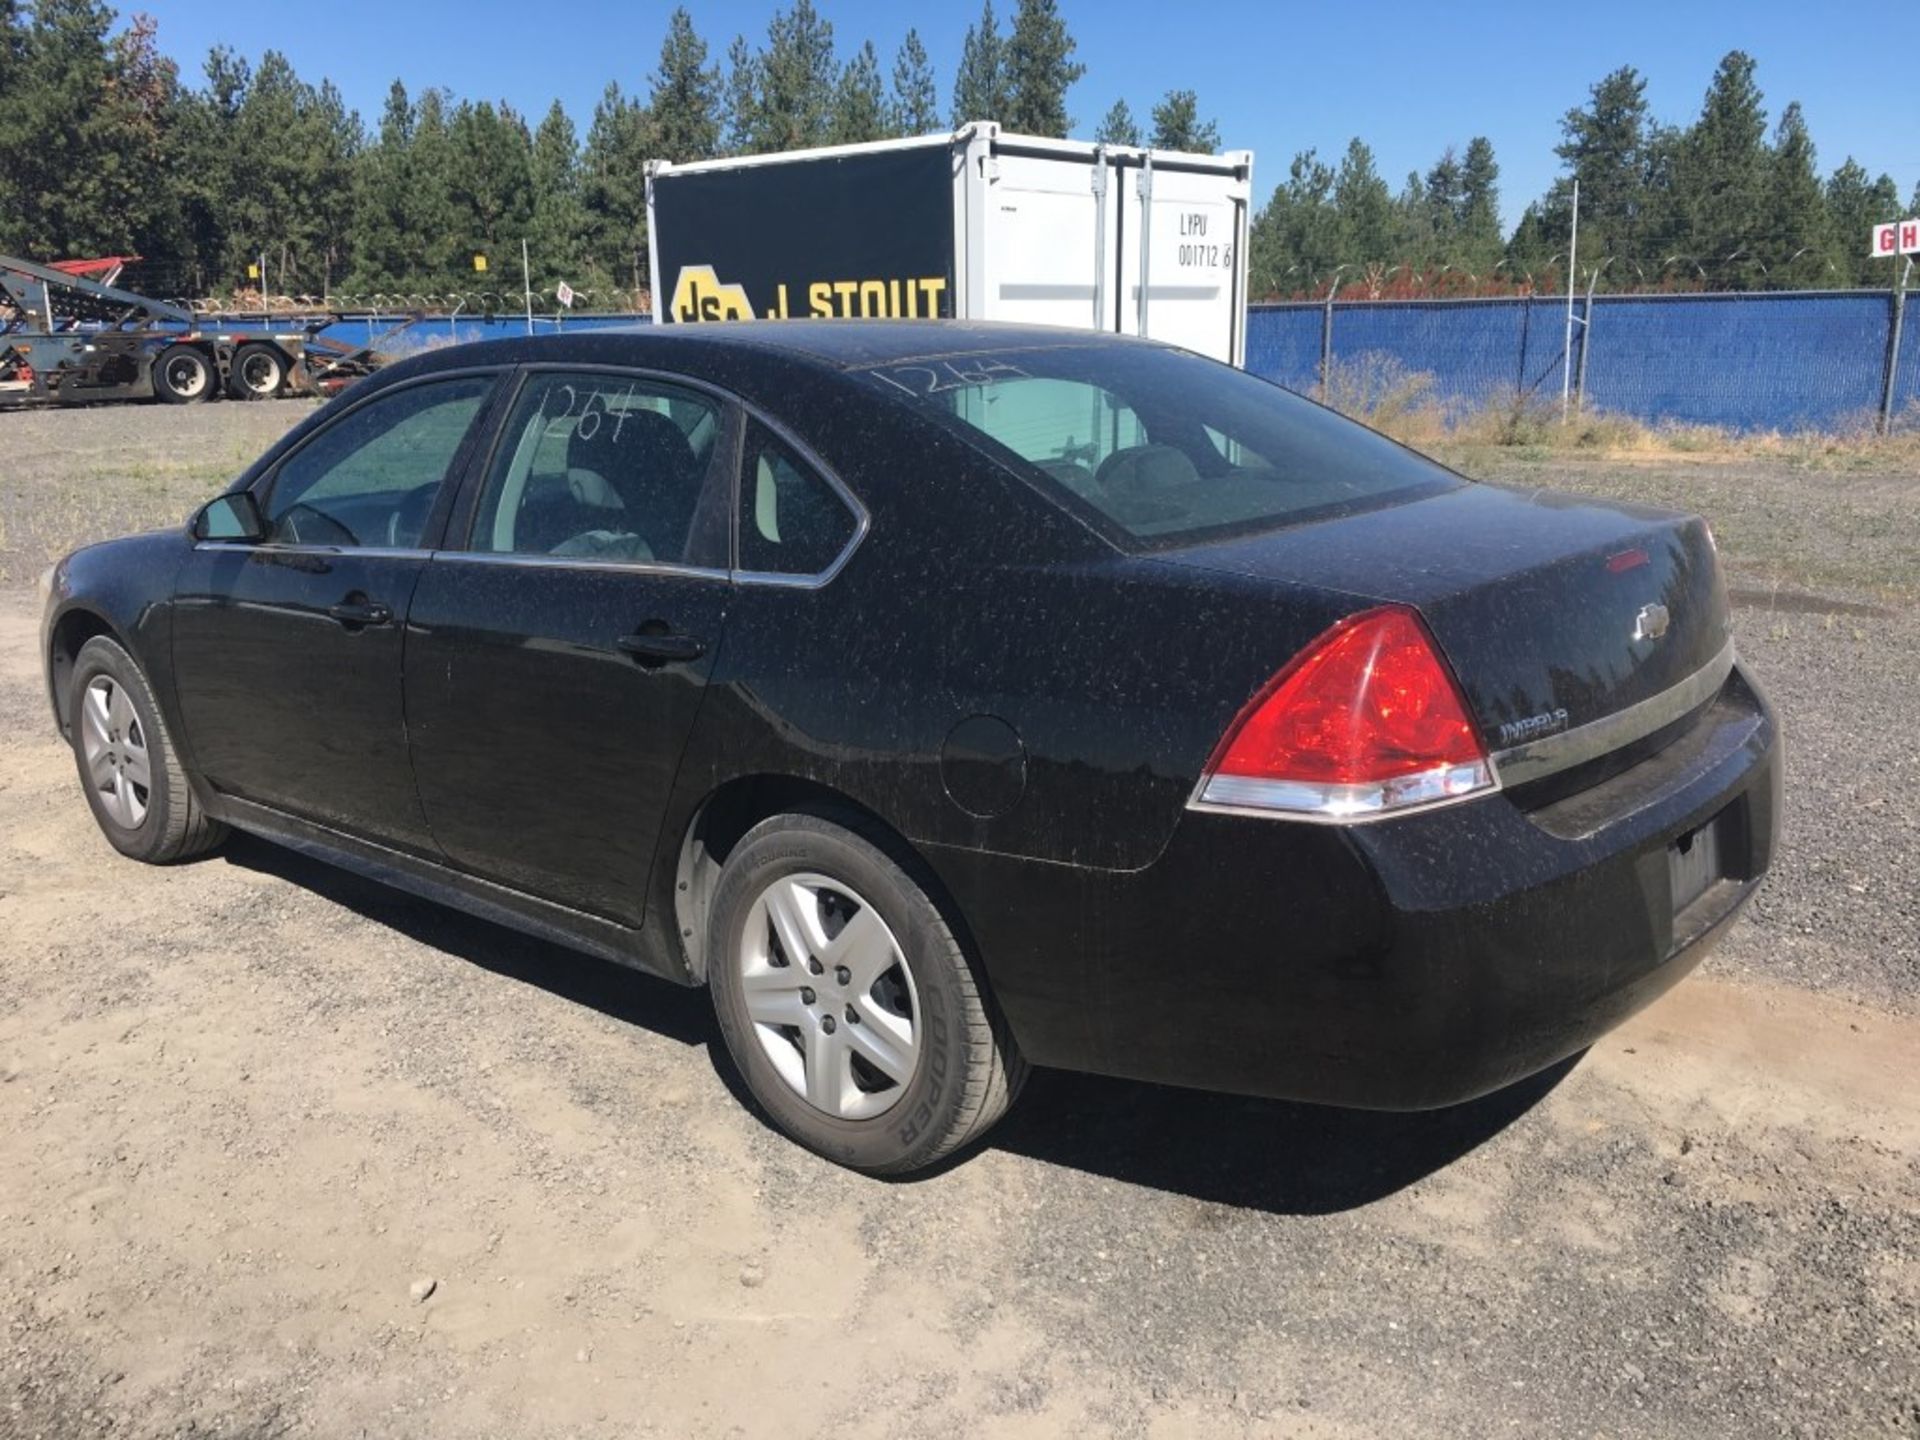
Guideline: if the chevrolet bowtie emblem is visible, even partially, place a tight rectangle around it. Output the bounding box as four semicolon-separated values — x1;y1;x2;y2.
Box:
1633;603;1670;642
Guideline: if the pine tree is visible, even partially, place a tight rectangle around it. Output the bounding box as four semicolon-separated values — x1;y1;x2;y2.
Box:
1247;149;1341;296
1825;159;1901;287
1553;66;1653;275
1094;98;1139;147
446;100;535;297
1421;148;1464;262
1393;170;1433;270
530;100;588;289
1457;136;1502;274
889;30;939;136
1764;103;1832;288
1497;197;1559;288
347;80;417;292
1148;89;1218;153
1334;138;1393;264
831;40;887;144
1675;51;1770;286
198;50;361;296
0;0;156;259
0;1;20;234
748;0;837;153
722;35;757;154
649;8;721;163
950;0;1008;125
581;81;651;294
1004;0;1081;137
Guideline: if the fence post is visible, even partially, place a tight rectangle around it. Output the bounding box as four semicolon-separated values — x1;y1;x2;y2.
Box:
1319;287;1335;402
1881;258;1910;434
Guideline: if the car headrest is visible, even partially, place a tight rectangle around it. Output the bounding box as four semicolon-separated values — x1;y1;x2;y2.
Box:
565;408;694;510
1091;443;1202;497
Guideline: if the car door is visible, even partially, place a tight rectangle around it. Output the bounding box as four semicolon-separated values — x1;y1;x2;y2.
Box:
170;371;502;852
403;367;738;925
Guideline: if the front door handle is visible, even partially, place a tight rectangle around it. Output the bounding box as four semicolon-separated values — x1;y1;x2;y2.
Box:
327;598;393;628
616;630;706;664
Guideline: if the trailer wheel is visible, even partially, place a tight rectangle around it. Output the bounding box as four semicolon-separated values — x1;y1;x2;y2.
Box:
227;342;286;400
153;345;213;404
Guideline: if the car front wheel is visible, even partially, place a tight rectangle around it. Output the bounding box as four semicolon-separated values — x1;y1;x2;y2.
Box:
68;636;227;863
708;812;1026;1174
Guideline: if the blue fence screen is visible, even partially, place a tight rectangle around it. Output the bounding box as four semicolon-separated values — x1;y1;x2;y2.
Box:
1246;290;1911;432
215;295;1910;432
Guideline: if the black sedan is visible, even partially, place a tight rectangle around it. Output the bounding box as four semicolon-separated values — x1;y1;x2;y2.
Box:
40;322;1780;1174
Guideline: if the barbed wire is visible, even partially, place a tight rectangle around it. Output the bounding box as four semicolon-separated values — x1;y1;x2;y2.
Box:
1251;247;1901;303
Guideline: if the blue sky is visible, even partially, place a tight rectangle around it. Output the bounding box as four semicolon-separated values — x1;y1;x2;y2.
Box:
135;0;1920;233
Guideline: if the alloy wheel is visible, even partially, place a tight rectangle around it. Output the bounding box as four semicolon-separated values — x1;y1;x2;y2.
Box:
737;872;920;1119
79;675;150;828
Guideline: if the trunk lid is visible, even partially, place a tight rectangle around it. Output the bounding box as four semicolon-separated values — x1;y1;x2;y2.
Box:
1154;481;1732;759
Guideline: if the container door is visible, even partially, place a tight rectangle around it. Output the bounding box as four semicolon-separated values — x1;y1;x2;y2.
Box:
980;152;1117;334
1117;161;1249;364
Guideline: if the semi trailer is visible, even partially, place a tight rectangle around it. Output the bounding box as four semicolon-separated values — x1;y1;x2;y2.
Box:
0;253;388;409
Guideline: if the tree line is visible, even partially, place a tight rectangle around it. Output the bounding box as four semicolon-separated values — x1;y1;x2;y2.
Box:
0;0;1912;307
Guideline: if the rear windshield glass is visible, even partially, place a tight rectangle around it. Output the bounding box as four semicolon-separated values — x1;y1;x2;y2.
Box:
856;344;1460;547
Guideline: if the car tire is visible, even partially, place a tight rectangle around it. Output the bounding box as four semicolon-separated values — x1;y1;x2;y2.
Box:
708;811;1026;1175
153;344;213;404
226;342;286;400
68;636;227;864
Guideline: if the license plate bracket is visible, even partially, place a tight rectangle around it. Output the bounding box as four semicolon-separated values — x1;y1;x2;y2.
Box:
1668;810;1726;916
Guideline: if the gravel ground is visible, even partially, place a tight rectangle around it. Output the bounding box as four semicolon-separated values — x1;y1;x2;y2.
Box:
1;401;1916;1439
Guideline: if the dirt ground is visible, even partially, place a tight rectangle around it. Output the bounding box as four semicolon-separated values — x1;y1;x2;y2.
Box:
2;401;1916;1439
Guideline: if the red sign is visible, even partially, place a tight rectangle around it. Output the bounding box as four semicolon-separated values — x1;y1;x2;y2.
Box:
1872;219;1920;257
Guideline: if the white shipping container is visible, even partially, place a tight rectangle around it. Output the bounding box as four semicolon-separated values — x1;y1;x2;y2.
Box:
647;122;1253;366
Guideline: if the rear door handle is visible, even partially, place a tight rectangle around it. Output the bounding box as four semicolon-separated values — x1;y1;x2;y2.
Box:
616;630;706;664
326;599;393;628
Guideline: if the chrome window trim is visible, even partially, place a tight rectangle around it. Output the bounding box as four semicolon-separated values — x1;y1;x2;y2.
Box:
731;416;869;590
193;542;433;560
1488;639;1736;788
426;551;733;582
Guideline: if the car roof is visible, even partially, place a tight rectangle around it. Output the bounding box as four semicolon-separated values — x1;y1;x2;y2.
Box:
398;319;1166;381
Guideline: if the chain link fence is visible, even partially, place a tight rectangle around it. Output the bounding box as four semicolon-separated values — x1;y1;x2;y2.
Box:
1247;287;1917;432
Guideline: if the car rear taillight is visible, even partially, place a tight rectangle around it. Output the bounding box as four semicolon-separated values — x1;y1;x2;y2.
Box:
1193;605;1496;821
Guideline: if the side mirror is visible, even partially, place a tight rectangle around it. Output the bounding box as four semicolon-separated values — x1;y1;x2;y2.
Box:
192;491;267;542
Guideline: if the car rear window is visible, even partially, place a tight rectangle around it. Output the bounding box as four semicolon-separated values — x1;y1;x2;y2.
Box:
856;344;1460;547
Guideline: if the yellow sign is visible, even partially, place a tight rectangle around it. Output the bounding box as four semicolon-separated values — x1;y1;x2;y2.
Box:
473;254;488;273
666;263;948;322
668;265;754;322
246;263;259;279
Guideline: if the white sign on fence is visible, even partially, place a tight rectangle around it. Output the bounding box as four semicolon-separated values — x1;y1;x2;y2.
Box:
1870;218;1920;257
556;280;576;308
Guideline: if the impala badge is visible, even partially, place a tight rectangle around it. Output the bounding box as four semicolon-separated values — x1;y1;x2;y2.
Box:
1633;603;1670;642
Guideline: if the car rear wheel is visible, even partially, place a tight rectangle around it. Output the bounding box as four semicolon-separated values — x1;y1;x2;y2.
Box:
68;636;227;863
153;345;213;404
226;342;286;400
708;812;1026;1174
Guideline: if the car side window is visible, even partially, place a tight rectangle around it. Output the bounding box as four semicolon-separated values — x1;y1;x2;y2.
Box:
737;422;858;577
463;372;727;567
261;376;493;548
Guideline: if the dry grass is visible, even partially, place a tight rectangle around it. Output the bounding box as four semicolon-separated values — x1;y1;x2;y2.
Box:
1318;353;1920;473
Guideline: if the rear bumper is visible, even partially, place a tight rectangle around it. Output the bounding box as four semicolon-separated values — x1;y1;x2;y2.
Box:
938;661;1781;1109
